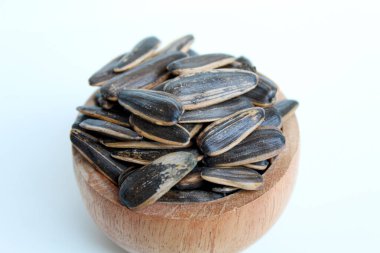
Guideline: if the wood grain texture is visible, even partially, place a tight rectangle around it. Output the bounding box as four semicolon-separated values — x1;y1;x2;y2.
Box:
72;91;300;253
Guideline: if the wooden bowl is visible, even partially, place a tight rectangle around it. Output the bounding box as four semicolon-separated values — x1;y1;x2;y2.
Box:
72;93;300;253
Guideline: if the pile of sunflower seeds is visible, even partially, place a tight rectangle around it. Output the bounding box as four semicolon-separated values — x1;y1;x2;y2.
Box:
70;35;299;210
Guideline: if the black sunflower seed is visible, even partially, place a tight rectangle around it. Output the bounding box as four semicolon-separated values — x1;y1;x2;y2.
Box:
274;99;299;122
244;73;278;107
167;53;235;75
158;34;194;54
77;105;131;127
163;69;259;110
70;128;135;185
111;148;202;165
119;151;197;209
129;115;190;145
197;108;265;156
201;167;264;190
101;51;186;101
118;89;183;126
114;36;160;72
79;119;142;141
88;53;126;86
179;96;253;123
243;160;270;170
204;128;285;166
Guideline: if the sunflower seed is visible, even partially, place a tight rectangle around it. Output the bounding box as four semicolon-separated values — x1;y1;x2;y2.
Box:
72;121;118;143
114;36;160;72
70;128;135;185
79;119;142;141
163;69;259;110
118;167;138;187
274;99;299;122
77;105;131;127
101;51;186;101
236;56;256;72
130;114;190;145
187;49;198;57
158;34;194;54
260;107;282;128
197;108;265;156
100;139;192;149
72;114;90;130
111;148;202;165
244;73;278;107
211;185;239;194
204;128;285;166
179;96;253;123
175;167;204;190
225;56;256;73
118;89;183;126
243;160;270;170
167;53;235;75
95;92;115;109
89;53;126;86
159;190;223;202
180;123;203;138
119;151;197;209
201;167;264;190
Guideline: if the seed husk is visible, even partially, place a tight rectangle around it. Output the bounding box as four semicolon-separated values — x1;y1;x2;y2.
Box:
243;160;270;170
130;114;190;145
167;53;236;75
274;99;299;122
72;124;118;146
118;167;138;187
70;128;135;185
175;167;204;190
201;167;264;190
72;114;90;130
111;148;202;165
180;123;203;138
79;119;142;141
101;51;187;101
197;108;265;156
224;56;256;73
119;151;198;209
260;107;282;128
95;92;115;109
89;53;126;86
204;128;285;166
118;89;183;126
158;34;194;54
179;96;253;123
163;69;259;110
77;105;131;127
236;57;256;72
100;139;192;149
187;49;198;57
244;73;278;107
114;36;161;72
211;185;240;194
159;190;223;202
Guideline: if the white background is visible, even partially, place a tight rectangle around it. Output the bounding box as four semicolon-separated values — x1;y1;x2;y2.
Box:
1;0;379;252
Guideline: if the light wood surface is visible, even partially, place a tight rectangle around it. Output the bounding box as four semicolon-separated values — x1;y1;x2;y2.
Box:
72;92;300;253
